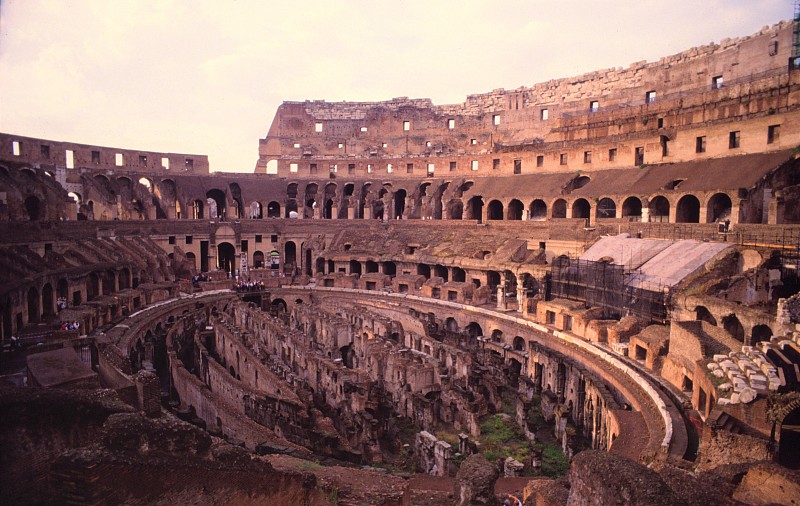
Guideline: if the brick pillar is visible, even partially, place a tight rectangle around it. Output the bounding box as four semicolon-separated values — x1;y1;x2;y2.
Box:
135;370;161;417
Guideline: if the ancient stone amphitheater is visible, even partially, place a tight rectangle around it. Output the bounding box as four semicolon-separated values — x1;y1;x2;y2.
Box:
1;19;800;506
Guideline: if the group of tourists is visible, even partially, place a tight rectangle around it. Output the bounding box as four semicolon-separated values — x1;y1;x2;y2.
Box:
236;279;265;292
191;273;209;285
59;321;81;332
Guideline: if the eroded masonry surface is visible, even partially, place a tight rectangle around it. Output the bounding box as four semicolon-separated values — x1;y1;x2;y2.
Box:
2;18;800;506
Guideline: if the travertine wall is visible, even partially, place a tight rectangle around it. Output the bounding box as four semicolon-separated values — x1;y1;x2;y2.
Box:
0;132;209;175
257;21;798;178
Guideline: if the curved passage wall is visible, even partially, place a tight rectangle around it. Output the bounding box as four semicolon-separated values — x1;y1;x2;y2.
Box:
274;286;678;461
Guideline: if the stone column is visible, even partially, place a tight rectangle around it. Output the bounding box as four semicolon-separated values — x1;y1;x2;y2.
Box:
497;278;506;310
517;286;526;313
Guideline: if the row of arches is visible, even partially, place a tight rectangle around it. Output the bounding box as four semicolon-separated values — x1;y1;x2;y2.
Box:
48;169;745;225
694;306;774;346
5;267;135;340
470;193;731;224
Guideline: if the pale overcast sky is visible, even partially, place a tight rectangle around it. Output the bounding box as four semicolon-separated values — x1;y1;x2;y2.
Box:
0;0;794;172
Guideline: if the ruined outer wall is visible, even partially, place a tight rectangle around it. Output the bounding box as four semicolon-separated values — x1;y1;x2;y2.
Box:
0;132;209;175
257;21;798;177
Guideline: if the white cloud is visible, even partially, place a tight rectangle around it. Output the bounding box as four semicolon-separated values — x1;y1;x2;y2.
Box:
0;0;792;172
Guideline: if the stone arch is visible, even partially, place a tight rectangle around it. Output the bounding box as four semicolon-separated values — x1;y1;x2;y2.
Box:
445;317;458;332
263;200;277;218
365;260;379;273
572;198;591;219
271;298;287;312
695;306;717;326
778;404;800;468
529;199;547;221
447;199;464;220
417;264;431;279
433;265;449;281
250;201;263;219
552;198;567;218
253;251;265;269
574;175;591;189
706;192;732;223
648;196;670;223
751;324;772;345
452;267;466;282
622;196;643;220
27;286;40;323
24;195;42;221
382;261;397;276
206;189;227;220
394;189;407;219
228;182;244;219
217;242;236;275
41;283;54;317
513;336;525;351
486;270;501;290
57;278;69;301
465;322;483;338
466;196;484;222
487;200;504;220
119;268;131;290
722;314;745;342
304;183;318;219
676;194;701;223
285;241;297;271
507;199;524;220
595;197;617;219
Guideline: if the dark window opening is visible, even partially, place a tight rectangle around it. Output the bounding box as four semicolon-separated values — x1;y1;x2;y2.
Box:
560;153;567;165
310;163;317;174
768;124;780;144
168;236;176;245
769;41;778;56
255;234;262;243
583;151;592;164
712;75;723;89
41;145;50;159
186;235;193;244
348;163;355;175
450;161;457;171
536;155;544;167
635;147;644;166
513;159;521;174
406;163;413;173
493;158;500;170
729;131;740;149
609;148;617;161
696;136;706;153
91;151;100;164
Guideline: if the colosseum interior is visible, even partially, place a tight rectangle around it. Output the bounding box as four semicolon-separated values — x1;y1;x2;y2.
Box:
2;16;800;506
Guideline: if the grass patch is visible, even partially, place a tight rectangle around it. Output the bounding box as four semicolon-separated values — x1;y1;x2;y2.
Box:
537;442;570;478
477;414;531;465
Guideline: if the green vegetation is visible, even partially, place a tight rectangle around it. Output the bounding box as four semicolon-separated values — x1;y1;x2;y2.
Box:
500;390;517;416
539;442;570;477
477;414;531;464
